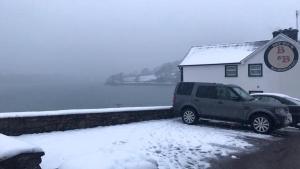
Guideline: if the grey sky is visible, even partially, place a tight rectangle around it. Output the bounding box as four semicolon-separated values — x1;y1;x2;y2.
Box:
0;0;299;79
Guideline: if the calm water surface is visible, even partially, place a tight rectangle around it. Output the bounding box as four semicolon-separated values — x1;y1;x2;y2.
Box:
0;82;175;113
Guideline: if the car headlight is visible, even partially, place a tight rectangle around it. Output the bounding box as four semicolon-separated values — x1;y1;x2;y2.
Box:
275;108;287;115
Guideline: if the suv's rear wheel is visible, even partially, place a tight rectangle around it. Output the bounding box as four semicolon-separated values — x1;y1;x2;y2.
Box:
182;108;198;125
251;114;273;134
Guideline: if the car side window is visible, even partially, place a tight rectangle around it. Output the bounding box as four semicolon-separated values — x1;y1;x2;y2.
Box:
217;87;239;100
196;86;217;99
176;83;194;95
257;96;282;104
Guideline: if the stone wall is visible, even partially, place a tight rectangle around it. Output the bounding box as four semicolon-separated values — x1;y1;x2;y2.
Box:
0;152;44;169
0;108;175;136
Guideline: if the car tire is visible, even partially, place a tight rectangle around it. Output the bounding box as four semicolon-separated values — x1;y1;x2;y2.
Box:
181;108;199;125
251;114;273;134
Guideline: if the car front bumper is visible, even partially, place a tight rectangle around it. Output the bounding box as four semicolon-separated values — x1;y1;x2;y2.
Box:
275;112;293;128
285;113;293;125
291;114;300;123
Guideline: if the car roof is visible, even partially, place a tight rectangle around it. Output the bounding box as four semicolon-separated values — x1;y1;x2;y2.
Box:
251;93;290;98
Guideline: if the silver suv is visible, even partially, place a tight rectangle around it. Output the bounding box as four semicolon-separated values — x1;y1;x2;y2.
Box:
173;82;292;134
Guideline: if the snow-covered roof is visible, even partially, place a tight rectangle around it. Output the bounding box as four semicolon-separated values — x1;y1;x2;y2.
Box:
179;41;269;66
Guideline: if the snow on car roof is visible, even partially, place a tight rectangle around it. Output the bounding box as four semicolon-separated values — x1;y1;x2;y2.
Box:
251;93;300;101
179;41;268;66
251;93;291;97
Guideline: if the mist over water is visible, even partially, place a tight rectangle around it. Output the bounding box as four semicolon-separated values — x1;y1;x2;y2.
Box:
1;0;299;80
0;0;299;112
0;82;175;112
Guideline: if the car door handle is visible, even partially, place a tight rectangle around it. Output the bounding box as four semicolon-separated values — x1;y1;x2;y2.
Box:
193;99;199;102
217;101;223;104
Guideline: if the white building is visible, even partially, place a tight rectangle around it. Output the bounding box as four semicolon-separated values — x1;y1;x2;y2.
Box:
179;29;300;98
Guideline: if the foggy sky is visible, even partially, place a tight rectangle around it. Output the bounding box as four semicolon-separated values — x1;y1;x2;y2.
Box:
0;0;299;80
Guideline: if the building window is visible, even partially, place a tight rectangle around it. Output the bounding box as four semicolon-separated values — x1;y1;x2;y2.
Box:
225;65;238;77
248;64;263;77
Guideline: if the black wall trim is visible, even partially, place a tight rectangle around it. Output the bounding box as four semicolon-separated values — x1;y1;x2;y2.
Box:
180;67;183;82
249;90;264;94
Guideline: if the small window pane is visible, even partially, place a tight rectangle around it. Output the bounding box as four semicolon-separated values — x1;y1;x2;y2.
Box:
250;65;261;70
249;64;262;77
225;65;238;77
176;83;194;95
196;86;217;99
226;67;236;71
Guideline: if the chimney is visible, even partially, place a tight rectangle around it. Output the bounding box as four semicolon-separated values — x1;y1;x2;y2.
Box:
272;28;298;41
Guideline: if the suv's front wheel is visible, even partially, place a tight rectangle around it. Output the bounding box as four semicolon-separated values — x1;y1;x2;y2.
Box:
251;114;273;134
182;108;198;125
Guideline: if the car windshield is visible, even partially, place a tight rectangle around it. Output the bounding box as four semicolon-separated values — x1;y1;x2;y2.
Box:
232;87;254;101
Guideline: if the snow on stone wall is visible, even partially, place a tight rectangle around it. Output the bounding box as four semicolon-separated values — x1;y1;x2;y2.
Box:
0;106;175;136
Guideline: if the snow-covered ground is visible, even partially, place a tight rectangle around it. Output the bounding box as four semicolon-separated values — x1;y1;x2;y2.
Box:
17;119;272;169
0;134;42;161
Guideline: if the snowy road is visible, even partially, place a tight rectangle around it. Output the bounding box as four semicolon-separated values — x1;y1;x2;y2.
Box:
17;119;272;169
210;127;300;169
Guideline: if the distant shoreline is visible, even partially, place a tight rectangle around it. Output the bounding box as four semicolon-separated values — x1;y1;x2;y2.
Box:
105;82;177;86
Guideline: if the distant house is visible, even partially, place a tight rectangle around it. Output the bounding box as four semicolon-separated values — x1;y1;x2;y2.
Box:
179;29;300;98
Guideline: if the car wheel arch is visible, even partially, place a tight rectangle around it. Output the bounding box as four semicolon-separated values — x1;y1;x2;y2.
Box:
248;111;275;125
180;105;199;115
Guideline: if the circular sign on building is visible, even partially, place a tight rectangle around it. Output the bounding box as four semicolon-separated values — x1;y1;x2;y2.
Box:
264;41;298;72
